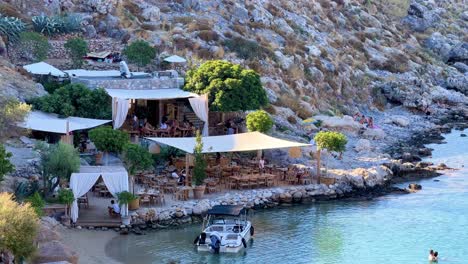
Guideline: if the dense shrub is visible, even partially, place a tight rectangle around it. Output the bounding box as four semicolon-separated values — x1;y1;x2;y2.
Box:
64;37;88;68
18;31;50;62
184;60;268;112
0;193;39;261
88;126;130;154
123;40;156;68
30;83;111;119
0;15;26;42
224;37;275;60
0;97;31;141
192;131;207;186
0;144;13;183
314;131;348;153
26;192;45;217
246;110;273;133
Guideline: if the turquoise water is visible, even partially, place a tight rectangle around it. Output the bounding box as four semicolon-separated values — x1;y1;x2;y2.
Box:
106;130;467;264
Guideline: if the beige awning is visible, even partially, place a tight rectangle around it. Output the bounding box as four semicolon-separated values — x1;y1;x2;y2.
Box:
86;51;111;59
146;132;311;154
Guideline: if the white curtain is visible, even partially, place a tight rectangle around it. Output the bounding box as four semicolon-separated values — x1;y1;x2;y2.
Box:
189;94;209;136
70;173;100;223
112;98;130;129
102;172;130;217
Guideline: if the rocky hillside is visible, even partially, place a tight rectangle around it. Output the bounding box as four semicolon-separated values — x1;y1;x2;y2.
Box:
2;0;467;137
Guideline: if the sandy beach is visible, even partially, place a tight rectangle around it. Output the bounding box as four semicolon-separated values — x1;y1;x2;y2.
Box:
59;228;121;264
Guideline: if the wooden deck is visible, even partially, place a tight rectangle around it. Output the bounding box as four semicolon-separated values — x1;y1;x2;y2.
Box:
75;192;122;228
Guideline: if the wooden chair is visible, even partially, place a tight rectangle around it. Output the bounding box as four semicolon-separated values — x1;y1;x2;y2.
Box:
257;176;267;188
173;189;185;200
140;195;151;207
77;194;89;209
286;170;298;185
239;178;250;189
299;171;313;185
151;193;165;205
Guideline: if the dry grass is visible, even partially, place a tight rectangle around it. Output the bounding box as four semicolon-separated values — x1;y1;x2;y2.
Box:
188;19;213;32
287;116;297;124
172;16;194;25
197;30;219;42
173;37;195;50
232;24;247;35
277;94;313;120
263;104;277;115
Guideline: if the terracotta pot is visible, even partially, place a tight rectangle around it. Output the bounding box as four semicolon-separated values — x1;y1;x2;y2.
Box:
193;185;206;199
95;152;103;165
128;199;140;210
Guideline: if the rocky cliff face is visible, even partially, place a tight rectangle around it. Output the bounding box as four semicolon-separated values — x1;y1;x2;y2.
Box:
3;0;468;136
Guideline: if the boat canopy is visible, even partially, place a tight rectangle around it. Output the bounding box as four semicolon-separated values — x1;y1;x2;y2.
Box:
207;205;247;216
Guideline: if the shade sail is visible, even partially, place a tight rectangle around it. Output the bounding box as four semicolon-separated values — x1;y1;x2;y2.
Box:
23;62;66;77
18;111;111;134
146;132;311;154
86;51;111;59
105;88;198;100
164;55;187;63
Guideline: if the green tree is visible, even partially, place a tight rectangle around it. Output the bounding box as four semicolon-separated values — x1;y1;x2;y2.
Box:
184;60;268;112
88;126;130;164
0;97;31;141
122;143;153;193
18;31;50;62
246;110;273;133
41;143;80;194
0;144;14;183
123;40;156;69
192;130;207;186
64;37;88;68
314;131;348;177
30;84;111;119
0;193;39;262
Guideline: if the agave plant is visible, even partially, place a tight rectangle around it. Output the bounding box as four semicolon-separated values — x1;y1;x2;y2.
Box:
32;14;59;36
61;13;82;33
0;15;26;42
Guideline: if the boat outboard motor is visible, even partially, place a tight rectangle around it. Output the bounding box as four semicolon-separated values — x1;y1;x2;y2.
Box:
209;232;222;254
194;232;207;245
119;61;132;79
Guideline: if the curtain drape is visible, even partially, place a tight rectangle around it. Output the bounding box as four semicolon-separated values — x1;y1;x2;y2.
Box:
189;94;209;136
112;98;130;129
102;172;130;217
70;173;100;223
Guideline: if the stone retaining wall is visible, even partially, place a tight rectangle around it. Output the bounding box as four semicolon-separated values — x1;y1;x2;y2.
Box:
70;76;183;90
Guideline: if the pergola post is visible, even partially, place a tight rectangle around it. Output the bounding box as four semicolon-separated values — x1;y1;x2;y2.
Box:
185;153;190;186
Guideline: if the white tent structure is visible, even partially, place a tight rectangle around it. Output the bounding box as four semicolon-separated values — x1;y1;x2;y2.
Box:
105;88;202;130
65;69;149;78
70;166;129;223
18;111;111;134
146;132;311;154
23;62;66;77
163;55;187;63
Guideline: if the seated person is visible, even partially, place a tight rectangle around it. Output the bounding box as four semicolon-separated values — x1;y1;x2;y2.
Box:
107;200;120;217
359;115;367;125
259;156;265;171
160;121;168;129
353;112;361;121
367;116;374;128
171;170;186;185
144;119;155;130
132;114;139;130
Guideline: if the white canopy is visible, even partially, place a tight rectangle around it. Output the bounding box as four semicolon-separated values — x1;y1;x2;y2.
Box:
70;166;129;223
146;132;311;154
164;55;187;63
105;88;198;100
65;69;149;78
23;62;66;77
19;111;111;134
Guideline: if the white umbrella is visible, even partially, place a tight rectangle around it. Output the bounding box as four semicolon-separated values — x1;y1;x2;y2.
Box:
163;55;187;63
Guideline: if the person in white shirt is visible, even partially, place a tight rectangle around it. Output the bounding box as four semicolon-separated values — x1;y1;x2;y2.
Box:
160;122;168;129
108;200;120;216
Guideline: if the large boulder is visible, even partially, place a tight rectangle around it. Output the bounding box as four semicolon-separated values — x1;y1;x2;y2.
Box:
362;128;386;140
36;225;61;244
314;115;362;133
354;139;371;152
34;241;78;264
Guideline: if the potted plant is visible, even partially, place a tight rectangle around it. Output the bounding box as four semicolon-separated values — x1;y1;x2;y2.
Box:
116;191;137;225
192;130;207;199
122;143;153;209
89;126;130;165
314;131;347;181
58;189;74;226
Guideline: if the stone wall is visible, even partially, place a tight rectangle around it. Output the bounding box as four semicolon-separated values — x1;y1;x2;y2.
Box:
70;76;183;90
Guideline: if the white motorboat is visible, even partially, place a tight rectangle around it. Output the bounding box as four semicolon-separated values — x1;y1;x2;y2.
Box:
194;205;254;253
